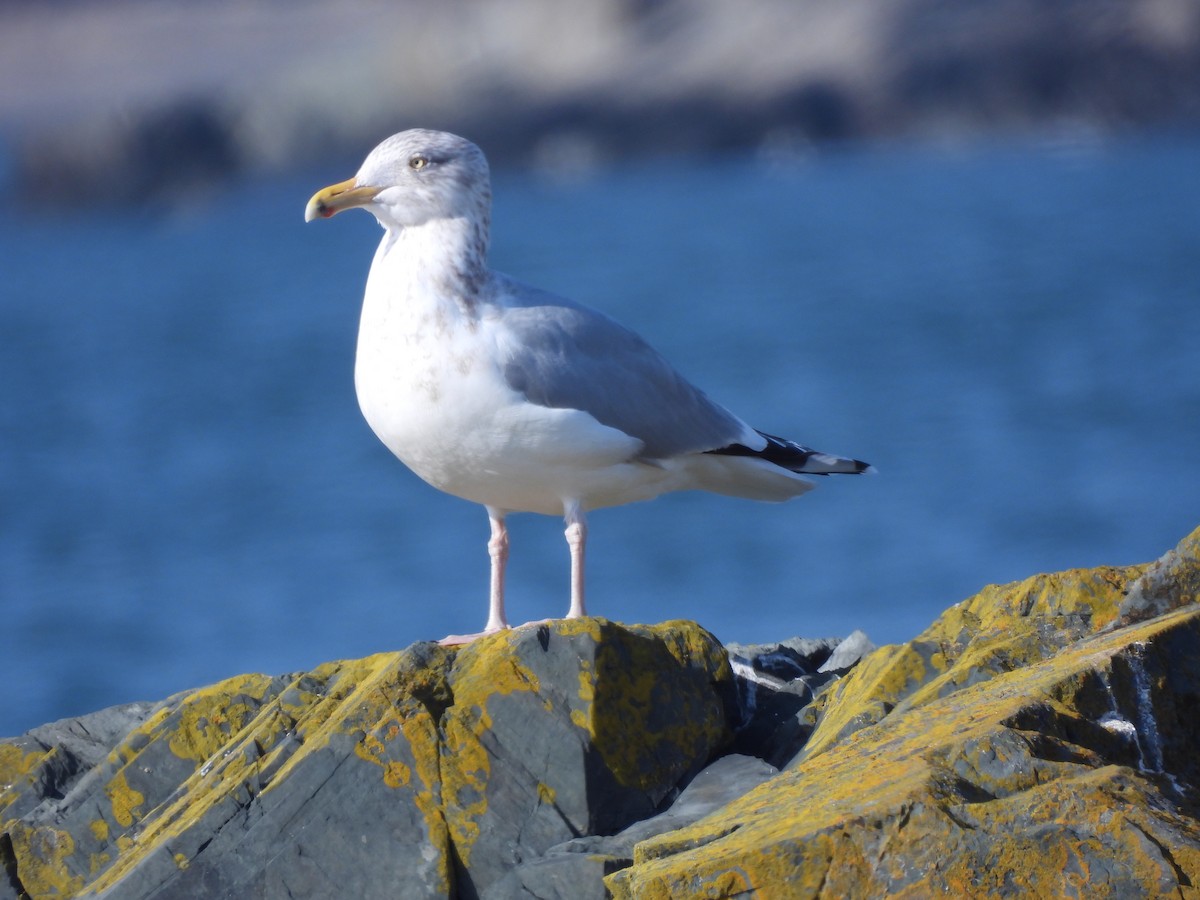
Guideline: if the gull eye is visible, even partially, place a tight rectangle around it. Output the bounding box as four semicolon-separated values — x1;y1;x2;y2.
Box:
409;155;429;170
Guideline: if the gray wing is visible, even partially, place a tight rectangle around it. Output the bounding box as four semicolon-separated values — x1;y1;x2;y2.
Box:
494;286;756;460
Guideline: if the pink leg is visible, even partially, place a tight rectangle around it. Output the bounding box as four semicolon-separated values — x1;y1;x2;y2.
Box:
439;507;510;646
564;503;587;619
484;508;509;632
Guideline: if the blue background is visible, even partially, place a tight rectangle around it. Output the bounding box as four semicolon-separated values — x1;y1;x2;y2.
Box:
2;134;1197;737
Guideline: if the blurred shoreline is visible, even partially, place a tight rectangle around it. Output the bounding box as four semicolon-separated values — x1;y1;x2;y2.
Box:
3;0;1200;209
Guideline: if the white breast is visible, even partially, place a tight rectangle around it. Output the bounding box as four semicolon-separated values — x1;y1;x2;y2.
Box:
352;241;653;515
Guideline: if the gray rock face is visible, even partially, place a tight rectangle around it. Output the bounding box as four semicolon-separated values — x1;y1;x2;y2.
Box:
0;702;161;825
1;619;755;900
818;629;876;673
482;754;778;900
439;621;736;898
725;636;847;768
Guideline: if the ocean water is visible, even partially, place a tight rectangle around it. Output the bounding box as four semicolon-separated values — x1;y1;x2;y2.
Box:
2;133;1198;738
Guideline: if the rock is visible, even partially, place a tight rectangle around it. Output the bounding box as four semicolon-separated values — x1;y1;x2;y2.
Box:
817;628;876;673
607;525;1200;898
5;527;1200;899
0;702;161;824
1118;526;1200;625
725;636;842;678
483;754;777;900
0;619;732;900
438;620;733;897
724;637;843;768
2;653;457;900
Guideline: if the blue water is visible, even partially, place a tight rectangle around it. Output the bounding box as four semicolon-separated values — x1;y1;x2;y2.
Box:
2;134;1198;738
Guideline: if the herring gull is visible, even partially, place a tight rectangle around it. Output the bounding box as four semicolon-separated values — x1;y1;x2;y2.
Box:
305;129;872;644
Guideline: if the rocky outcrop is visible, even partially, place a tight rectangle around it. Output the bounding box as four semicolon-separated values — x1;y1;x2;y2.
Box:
610;526;1200;898
3;526;1199;898
0;621;735;899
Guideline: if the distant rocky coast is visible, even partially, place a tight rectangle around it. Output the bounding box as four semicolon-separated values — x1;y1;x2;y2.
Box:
4;0;1200;209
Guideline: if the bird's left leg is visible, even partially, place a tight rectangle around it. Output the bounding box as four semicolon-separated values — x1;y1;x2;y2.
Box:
564;501;588;619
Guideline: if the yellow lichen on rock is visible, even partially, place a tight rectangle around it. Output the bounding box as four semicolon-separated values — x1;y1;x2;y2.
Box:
105;768;145;829
433;617;732;895
926;766;1200;897
437;626;547;864
0;742;52;810
439;712;489;864
396;702;448;862
636;620;733;682
0;742;46;784
353;725;413;788
589;622;730;791
87;850;112;878
609;604;1200;898
439;629;541;866
796;640;937;761
163;672;281;764
452;626;546;700
2;821;86;898
799;562;1149;765
73;647;456;897
572;658;596;730
88;819;108;842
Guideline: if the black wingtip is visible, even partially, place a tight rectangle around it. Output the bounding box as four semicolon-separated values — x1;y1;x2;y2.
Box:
706;431;871;476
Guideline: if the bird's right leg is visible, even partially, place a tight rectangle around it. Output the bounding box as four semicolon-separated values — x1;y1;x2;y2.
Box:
563;501;588;619
438;507;510;646
484;507;510;632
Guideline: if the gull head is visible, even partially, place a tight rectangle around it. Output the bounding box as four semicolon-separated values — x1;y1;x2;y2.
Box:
305;129;491;231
